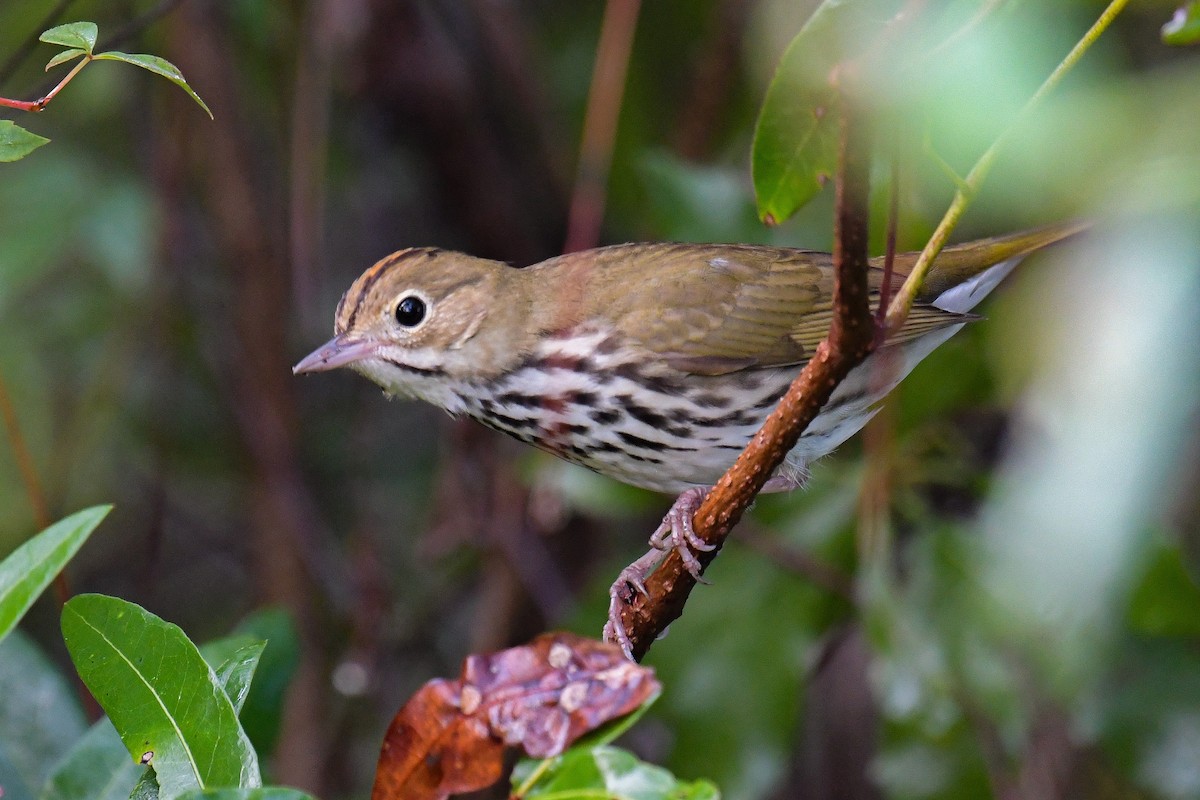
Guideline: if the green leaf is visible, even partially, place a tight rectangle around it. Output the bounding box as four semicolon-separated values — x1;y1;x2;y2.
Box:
574;687;661;750
204;639;267;715
39;22;98;55
129;767;160;800
61;595;261;798
1163;3;1200;45
0;630;89;798
1128;543;1200;637
177;790;316;800
92;52;213;119
0;506;110;643
40;719;144;800
516;746;720;800
127;637;269;800
750;0;902;224
229;609;299;758
45;48;88;72
0;121;51;163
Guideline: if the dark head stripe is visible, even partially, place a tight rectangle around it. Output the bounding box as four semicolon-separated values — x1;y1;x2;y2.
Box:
340;248;443;331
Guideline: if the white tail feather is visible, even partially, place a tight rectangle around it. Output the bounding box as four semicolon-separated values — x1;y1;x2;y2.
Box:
931;255;1024;314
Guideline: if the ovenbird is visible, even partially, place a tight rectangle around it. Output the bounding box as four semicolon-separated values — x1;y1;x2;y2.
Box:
295;222;1081;640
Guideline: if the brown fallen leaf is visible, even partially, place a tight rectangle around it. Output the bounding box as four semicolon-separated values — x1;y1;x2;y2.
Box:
372;631;660;800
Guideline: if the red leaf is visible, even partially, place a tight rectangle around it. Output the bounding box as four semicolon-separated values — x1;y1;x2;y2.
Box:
371;632;659;800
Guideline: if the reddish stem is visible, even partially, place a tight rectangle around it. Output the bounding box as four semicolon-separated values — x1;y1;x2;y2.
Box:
563;0;641;253
0;54;90;112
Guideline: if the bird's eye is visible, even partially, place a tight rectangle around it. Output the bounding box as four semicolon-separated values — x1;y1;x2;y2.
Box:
394;295;427;327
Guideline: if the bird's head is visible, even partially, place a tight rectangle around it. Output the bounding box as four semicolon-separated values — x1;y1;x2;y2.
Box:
294;248;532;407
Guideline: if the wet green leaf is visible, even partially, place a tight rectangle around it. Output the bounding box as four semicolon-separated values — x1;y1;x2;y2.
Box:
92;52;212;118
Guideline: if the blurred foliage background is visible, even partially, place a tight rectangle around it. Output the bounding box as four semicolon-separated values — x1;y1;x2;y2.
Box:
1;0;1198;798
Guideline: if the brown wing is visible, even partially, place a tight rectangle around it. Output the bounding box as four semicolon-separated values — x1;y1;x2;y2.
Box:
538;243;967;376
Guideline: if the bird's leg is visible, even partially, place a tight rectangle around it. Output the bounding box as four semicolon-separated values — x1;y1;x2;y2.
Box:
604;475;809;658
603;486;711;658
647;486;714;577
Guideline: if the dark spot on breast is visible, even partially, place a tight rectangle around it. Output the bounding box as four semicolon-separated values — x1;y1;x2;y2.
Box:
590;409;621;425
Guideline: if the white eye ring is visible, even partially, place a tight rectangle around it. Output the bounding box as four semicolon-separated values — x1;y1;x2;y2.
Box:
392;291;430;329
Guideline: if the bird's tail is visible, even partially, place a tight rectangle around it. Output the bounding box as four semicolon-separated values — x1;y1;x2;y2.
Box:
877;220;1089;315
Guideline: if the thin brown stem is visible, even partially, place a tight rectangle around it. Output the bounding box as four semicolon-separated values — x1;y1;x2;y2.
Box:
614;75;876;661
562;0;641;253
0;372;71;607
875;157;900;341
0;374;50;530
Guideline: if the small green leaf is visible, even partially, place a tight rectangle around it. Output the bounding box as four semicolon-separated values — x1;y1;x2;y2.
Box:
61;595;261;799
516;745;720;800
130;767;160;800
0;506;110;642
751;0;903;224
1163;3;1200;45
177;790;316;800
39;22;98;55
92;52;213;119
206;639;267;715
45;48;88;72
40;718;144;800
0;120;51;163
230;609;299;758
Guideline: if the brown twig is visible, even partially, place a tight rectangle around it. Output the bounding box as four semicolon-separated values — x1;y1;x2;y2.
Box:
0;374;51;530
562;0;641;253
615;73;877;661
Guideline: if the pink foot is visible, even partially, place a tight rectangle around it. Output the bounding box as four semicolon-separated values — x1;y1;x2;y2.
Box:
603;486;714;659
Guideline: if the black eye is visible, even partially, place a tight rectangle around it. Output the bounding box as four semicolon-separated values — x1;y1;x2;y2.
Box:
394;295;426;327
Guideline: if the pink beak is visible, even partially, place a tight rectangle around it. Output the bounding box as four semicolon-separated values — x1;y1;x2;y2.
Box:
293;335;378;374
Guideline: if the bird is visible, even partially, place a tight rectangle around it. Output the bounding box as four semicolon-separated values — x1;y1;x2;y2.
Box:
295;222;1083;647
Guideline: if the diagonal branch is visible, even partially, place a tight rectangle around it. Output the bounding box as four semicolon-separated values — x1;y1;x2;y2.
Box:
614;72;877;661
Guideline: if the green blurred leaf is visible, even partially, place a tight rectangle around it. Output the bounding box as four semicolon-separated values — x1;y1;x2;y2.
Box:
176;790;316;800
515;745;719;799
0;121;50;163
45;49;88;72
1127;542;1200;638
0;506;110;643
1163;3;1200;46
60;595;261;798
229;609;299;758
751;0;902;224
39;22;97;55
40;719;144;800
92;52;213;119
0;630;89;799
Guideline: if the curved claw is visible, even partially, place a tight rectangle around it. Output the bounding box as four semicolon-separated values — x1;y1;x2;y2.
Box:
604;548;665;660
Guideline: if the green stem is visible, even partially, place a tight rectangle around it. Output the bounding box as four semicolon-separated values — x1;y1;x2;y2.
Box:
884;0;1130;332
512;756;557;797
0;54;90;112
